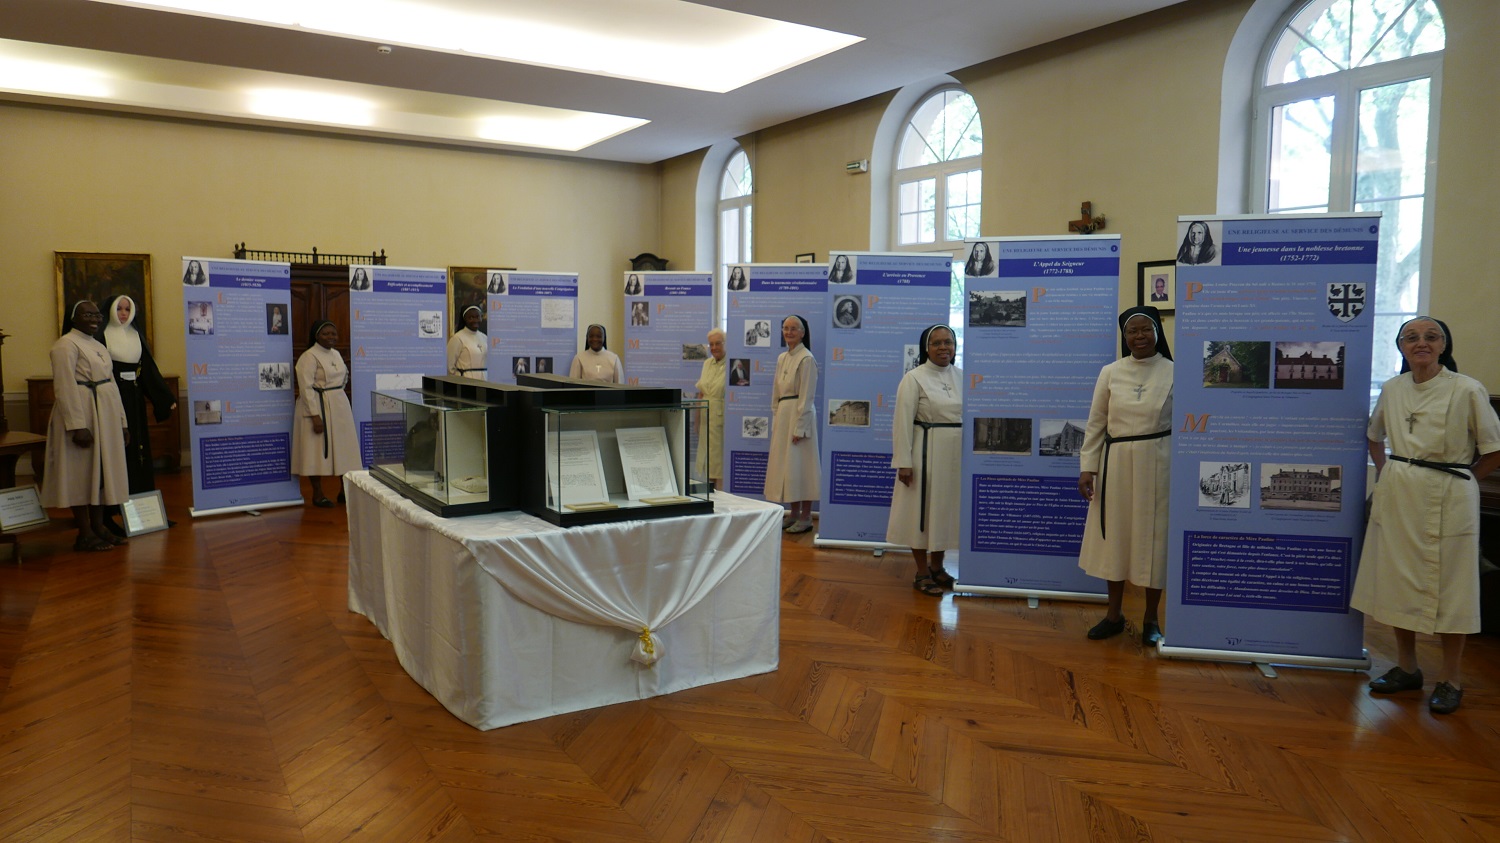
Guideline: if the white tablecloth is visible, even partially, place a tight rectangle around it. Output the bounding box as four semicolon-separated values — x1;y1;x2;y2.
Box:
345;471;782;730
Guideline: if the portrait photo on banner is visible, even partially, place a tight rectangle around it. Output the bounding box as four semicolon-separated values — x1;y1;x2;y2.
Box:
55;251;153;345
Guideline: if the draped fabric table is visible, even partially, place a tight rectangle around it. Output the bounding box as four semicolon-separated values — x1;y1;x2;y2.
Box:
345;471;782;730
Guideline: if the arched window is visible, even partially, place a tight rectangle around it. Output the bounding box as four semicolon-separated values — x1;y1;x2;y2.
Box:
893;88;982;249
718;148;753;296
1253;0;1444;402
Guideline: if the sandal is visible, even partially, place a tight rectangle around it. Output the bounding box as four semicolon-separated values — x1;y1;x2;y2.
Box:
928;567;956;589
913;573;943;596
95;530;127;546
74;534;113;552
312;496;334;508
784;520;814;534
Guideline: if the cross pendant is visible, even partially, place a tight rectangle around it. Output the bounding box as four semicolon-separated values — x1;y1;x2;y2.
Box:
1406;412;1417;434
1133;384;1148;400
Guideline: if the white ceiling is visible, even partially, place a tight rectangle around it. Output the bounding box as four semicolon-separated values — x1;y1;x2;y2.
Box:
0;0;1185;163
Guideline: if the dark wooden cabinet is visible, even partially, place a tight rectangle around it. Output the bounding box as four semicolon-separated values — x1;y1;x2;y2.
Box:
27;375;182;472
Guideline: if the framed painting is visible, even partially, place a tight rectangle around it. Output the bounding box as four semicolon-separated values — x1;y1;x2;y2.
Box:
1137;259;1175;313
55;251;154;346
448;265;515;337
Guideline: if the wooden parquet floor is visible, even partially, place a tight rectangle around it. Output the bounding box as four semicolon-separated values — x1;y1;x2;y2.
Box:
2;471;1498;842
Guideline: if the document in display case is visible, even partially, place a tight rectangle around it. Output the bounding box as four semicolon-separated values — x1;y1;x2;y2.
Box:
518;374;712;526
368;376;525;517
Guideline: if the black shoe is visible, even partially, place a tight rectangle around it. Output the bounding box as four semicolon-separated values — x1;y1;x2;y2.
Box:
1429;681;1463;714
312;496;334;508
1141;621;1163;646
1368;665;1423;694
1087;617;1125;640
337;491;347;504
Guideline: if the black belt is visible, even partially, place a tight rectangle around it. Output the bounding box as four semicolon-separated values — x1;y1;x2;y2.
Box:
914;420;962;532
1389;454;1472;481
456;367;486;374
1097;428;1171;540
311;384;343;459
777;394;800;402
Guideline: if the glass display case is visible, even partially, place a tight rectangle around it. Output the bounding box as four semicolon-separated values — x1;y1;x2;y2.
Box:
516;380;713;526
368;378;524;517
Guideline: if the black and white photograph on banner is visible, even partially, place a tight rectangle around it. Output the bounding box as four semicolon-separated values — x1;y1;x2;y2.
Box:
266;303;288;335
827;399;871;427
187;300;215;335
968;290;1027;327
487;271;508;294
535;357;553;374
513;356;530;376
832;294;862;329
1176;220;1222;266
964;241;997;277
741;416;768;439
743;319;771;347
418;310;443;338
182;258;208;286
972;417;1031;455
902;344;920;373
258;362;291;390
630;301;649;327
681;343;709;361
728;358;750;386
350;267;372;291
193;399;222;425
1202;340;1271;388
1198;461;1251;508
1273;341;1345;389
1259;463;1342;512
1038;418;1087;457
726;265;748;291
623;273;643;295
828;254;854;284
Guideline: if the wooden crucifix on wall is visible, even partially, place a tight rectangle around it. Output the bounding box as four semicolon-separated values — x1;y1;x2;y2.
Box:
1068;201;1106;234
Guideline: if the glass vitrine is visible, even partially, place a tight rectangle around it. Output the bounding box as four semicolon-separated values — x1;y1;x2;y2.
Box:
369;388;499;517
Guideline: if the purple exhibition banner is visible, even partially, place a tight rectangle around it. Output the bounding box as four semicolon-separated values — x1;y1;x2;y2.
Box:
958;236;1120;594
721;263;828;502
1163;213;1378;666
621;271;714;393
484;272;578;383
181;256;303;516
348;265;448;467
817;252;953;546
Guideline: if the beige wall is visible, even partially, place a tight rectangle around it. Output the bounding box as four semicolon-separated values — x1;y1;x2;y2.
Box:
0;106;660;400
659;0;1498;386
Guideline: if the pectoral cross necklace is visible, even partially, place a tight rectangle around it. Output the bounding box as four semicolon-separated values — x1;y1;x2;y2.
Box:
1133;384;1148;400
1406;412;1417;434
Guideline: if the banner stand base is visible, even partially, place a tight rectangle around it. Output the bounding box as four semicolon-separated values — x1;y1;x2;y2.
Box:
1158;644;1370;673
190;498;304;519
953;584;1107;605
813;537;904;552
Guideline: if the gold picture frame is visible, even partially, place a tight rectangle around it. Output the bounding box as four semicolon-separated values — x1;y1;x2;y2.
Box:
448;265;515;336
55;251;154;346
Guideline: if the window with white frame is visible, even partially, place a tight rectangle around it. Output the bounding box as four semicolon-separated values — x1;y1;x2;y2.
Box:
1254;0;1443;406
718;149;753;306
893;88;982;361
894;88;982;249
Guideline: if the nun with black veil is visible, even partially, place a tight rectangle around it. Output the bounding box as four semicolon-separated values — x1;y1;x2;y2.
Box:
99;294;176;531
1076;306;1173;646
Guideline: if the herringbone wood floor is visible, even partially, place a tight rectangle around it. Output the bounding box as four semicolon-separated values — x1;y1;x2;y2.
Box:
1;471;1497;842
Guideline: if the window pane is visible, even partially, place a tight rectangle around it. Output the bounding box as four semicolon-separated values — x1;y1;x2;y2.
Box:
1357;196;1424;315
1355;79;1429;202
743;205;753;263
1266;0;1444;84
719;150;752;200
1370;312;1412;410
720;208;740;265
898;90;982;169
1267;96;1333;212
944;170;981;241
